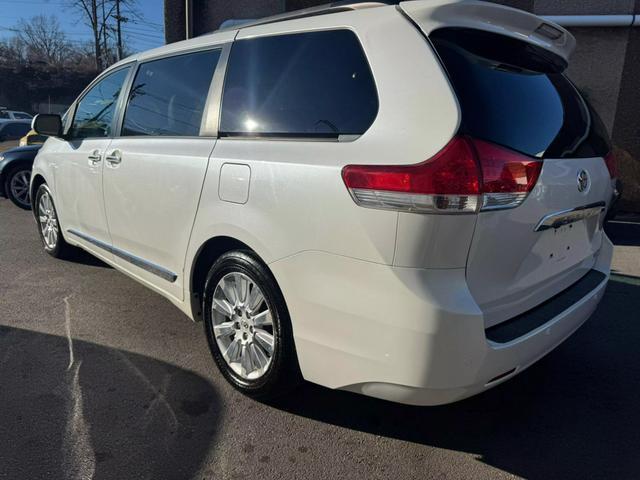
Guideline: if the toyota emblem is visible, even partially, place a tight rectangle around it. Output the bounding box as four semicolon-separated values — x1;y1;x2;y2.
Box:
577;170;590;193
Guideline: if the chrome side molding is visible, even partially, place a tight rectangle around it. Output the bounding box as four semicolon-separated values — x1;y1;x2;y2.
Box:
67;229;178;283
534;202;606;232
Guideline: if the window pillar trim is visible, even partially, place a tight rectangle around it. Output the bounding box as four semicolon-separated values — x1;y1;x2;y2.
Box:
200;42;233;138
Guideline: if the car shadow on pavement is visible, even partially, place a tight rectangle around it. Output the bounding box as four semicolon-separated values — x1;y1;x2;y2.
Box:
64;247;113;268
0;326;220;480
272;279;640;478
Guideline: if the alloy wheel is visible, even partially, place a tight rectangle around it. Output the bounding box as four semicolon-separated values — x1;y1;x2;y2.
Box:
38;191;59;249
9;170;31;208
211;272;275;380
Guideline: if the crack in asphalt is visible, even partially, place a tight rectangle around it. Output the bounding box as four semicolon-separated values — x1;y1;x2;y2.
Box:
114;350;181;430
63;294;75;371
63;361;96;480
60;293;97;480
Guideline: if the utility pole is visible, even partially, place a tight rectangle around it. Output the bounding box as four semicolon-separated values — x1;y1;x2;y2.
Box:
115;0;124;61
101;0;109;65
91;0;102;70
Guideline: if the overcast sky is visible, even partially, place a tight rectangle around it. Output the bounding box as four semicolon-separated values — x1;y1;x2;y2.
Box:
0;0;164;53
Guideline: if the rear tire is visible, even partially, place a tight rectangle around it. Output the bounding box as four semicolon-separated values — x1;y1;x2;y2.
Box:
202;250;301;400
34;184;75;259
4;165;32;210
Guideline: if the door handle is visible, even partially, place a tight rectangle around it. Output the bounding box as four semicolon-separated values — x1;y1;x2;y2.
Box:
105;150;122;166
87;150;102;165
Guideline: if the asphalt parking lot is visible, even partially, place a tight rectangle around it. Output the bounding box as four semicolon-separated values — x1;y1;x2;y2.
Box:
1;199;639;480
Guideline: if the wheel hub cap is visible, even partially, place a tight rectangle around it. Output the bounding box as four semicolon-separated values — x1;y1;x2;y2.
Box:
9;170;31;207
211;272;275;380
38;192;59;249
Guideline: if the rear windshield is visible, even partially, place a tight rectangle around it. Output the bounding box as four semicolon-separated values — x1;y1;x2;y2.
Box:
430;28;610;159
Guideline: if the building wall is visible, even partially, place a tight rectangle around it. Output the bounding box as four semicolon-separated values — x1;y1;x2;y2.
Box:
612;7;640;210
194;0;284;34
164;0;186;48
165;0;640;211
565;27;629;135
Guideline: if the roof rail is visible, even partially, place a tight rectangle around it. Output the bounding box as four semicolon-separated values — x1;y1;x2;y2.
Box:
216;1;399;32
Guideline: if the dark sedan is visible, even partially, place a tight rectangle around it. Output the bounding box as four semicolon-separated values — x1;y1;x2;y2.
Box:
0;144;41;209
0;120;32;154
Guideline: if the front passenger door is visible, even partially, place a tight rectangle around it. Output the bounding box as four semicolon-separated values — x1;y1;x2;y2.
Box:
53;66;132;259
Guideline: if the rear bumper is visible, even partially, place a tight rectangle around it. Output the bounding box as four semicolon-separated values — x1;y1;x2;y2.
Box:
270;235;613;406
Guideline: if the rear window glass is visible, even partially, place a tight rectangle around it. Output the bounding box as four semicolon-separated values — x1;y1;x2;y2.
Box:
430;28;610;158
219;29;378;139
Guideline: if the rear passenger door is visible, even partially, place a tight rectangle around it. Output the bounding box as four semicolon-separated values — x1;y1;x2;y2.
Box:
196;28;384;263
102;46;225;301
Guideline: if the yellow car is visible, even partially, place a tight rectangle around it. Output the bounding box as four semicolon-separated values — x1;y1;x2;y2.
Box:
19;129;47;146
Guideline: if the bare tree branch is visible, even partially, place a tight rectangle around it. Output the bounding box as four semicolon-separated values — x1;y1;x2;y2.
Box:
67;0;138;69
17;15;71;67
68;0;103;69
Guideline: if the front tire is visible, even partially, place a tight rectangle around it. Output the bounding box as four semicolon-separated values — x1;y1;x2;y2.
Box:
5;165;32;210
203;250;301;400
34;184;75;258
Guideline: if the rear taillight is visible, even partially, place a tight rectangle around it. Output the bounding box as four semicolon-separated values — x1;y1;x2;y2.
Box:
473;138;543;210
604;151;618;179
342;136;480;213
342;136;541;214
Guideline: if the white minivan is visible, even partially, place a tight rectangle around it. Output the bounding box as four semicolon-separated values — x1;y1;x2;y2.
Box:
31;0;616;405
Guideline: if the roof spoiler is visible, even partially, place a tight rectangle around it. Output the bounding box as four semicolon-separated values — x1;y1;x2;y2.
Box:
399;0;576;65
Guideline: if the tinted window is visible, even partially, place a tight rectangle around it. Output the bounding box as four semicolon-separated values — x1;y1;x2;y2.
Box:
220;30;378;138
2;122;30;138
0;111;9;119
71;67;131;139
431;28;610;158
122;50;220;137
14;112;32;119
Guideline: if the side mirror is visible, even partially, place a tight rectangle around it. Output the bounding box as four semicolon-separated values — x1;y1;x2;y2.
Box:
32;114;63;138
